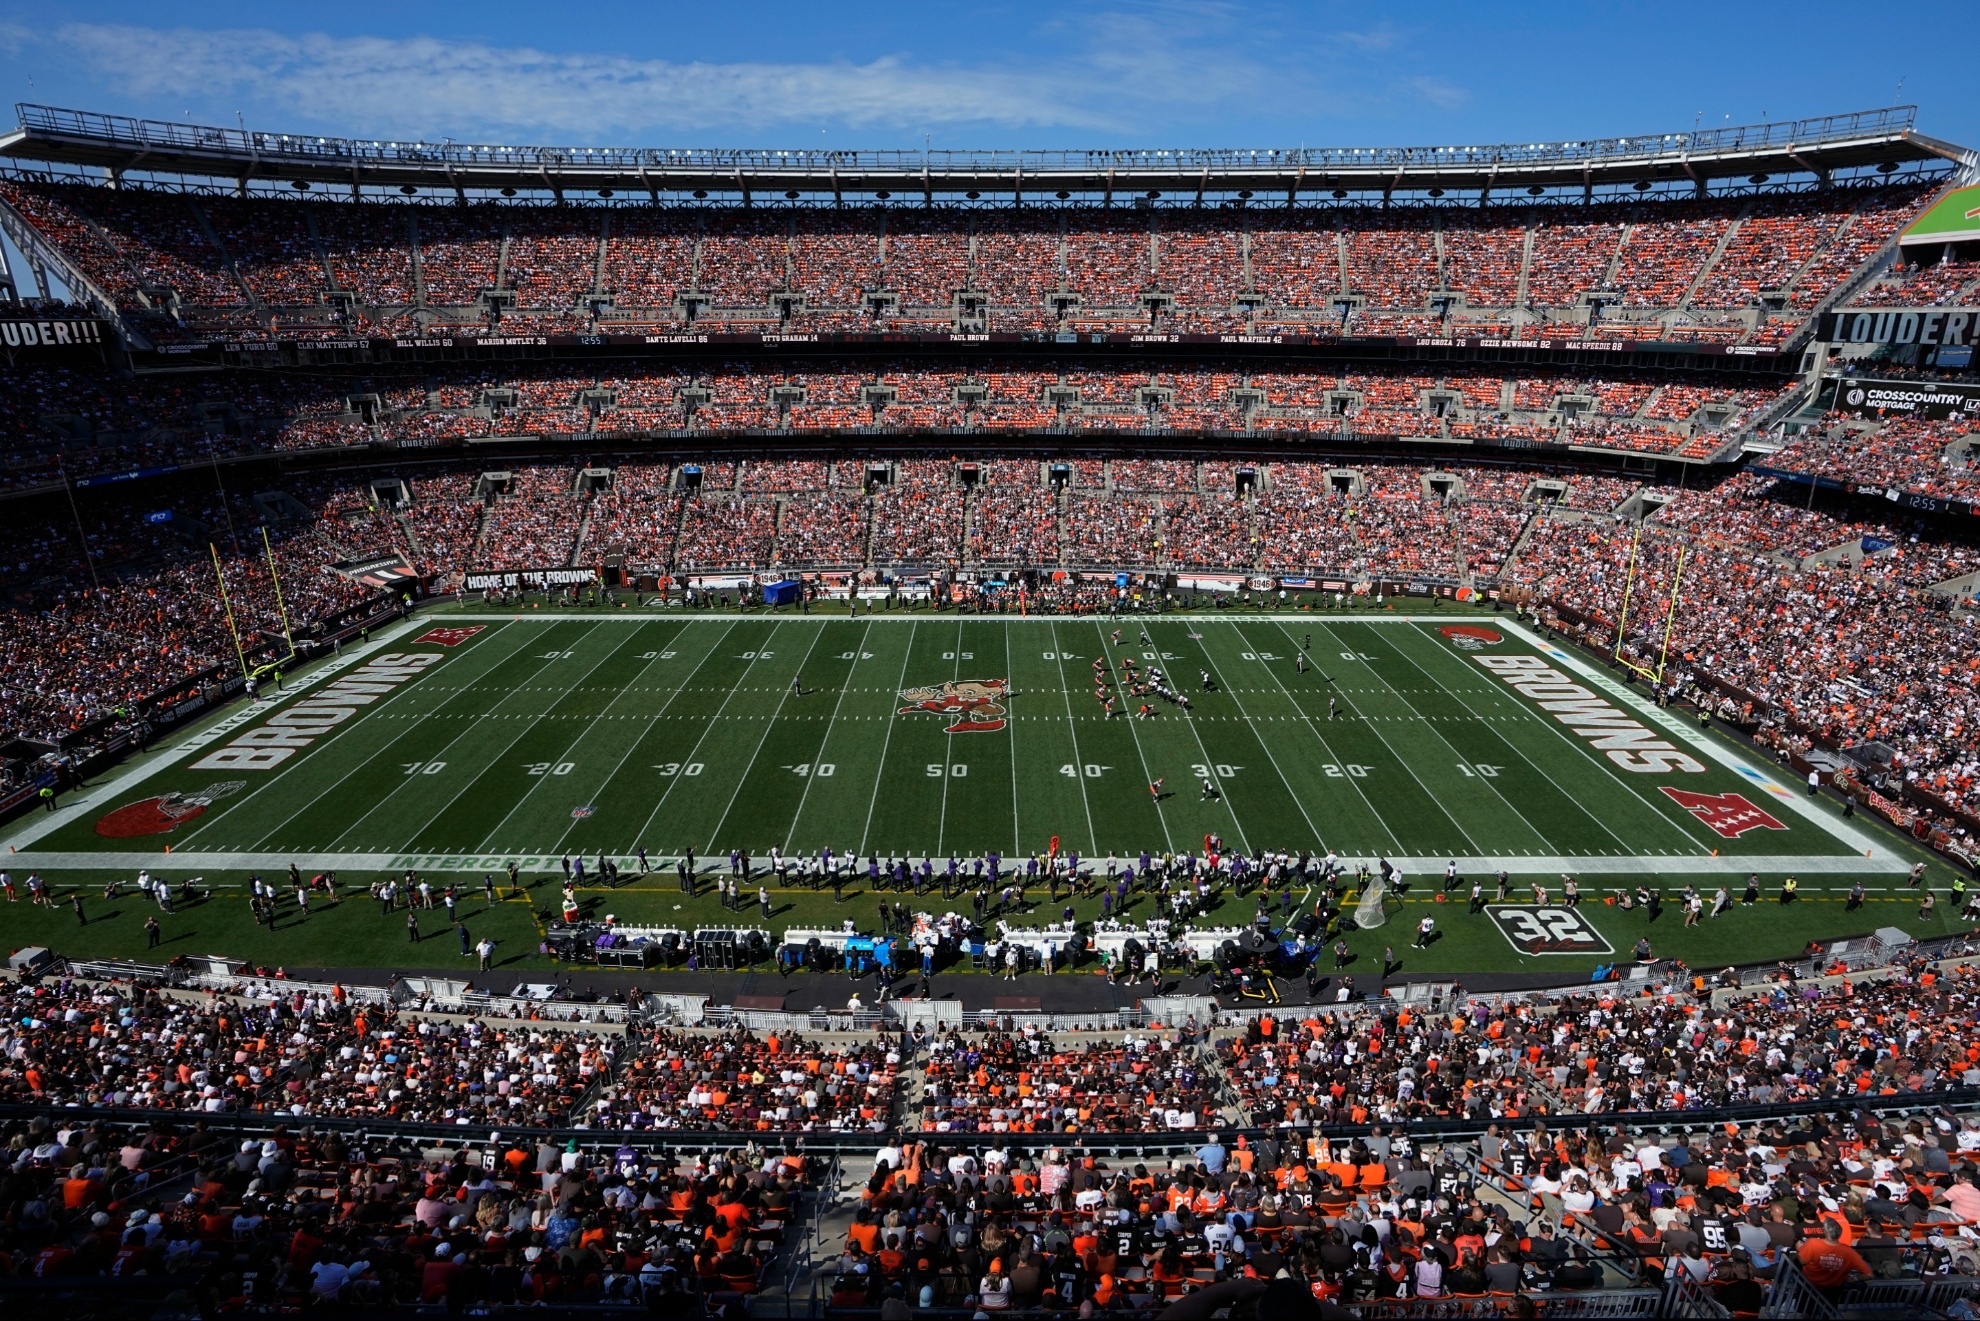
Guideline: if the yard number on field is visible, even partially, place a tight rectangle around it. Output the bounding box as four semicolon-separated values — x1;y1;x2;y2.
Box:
525;761;575;776
1190;763;1241;779
652;763;704;776
927;764;968;777
1060;764;1112;778
1456;763;1503;778
784;763;835;777
401;761;447;775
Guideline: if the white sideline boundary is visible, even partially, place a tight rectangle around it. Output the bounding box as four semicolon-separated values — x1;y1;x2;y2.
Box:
0;849;1910;877
1495;618;1901;866
1;615;427;855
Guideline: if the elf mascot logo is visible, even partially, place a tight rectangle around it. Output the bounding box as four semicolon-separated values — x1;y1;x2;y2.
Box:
1439;624;1503;652
94;782;245;838
898;679;1011;733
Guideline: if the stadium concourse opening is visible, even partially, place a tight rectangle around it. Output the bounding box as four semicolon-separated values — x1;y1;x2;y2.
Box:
0;100;1978;1318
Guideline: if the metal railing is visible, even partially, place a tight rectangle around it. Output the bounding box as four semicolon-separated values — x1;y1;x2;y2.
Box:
12;103;1921;179
1757;1252;1836;1319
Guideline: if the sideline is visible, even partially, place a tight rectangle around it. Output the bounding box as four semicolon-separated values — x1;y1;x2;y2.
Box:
1497;618;1901;864
1;615;427;854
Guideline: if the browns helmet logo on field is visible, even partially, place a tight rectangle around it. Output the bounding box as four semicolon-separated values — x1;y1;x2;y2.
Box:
898;679;1011;733
1439;624;1503;651
94;781;245;838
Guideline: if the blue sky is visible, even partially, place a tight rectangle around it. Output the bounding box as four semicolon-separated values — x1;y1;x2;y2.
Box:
0;1;1973;152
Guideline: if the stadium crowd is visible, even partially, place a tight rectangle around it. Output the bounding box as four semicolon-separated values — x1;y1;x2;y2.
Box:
0;179;1941;347
0;356;1811;496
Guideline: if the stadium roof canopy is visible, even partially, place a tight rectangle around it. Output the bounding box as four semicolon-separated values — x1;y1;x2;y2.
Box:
0;102;1964;201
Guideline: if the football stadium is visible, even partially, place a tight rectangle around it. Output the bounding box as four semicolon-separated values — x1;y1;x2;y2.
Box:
0;19;1978;1315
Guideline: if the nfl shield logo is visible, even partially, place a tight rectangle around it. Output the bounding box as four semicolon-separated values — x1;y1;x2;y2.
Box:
571;805;596;820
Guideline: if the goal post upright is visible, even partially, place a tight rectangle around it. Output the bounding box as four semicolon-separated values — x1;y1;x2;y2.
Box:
1649;542;1688;685
209;542;251;682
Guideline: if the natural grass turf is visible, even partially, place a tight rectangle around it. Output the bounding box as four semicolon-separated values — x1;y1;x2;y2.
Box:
0;867;1961;980
3;601;1951;980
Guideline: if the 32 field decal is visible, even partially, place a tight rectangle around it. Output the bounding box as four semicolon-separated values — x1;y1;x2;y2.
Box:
1488;905;1615;956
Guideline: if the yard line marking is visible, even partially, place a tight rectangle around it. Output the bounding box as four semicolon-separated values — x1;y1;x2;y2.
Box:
1223;621;1414;856
1127;626;1251;854
348;621;632;853
473;618;706;854
1288;618;1525;854
1088;621;1174;855
780;620;875;855
1045;622;1100;856
1391;622;1706;852
1003;622;1021;857
1168;621;1324;853
1362;619;1647;855
198;620;548;854
936;619;967;857
1500;618;1900;861
15;614;495;856
537;619;736;856
857;621;920;856
626;621;794;853
702;622;831;850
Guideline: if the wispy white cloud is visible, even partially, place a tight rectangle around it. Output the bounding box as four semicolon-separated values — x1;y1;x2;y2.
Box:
31;17;1468;145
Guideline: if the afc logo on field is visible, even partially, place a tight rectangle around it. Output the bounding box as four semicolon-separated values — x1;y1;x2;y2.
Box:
1660;787;1787;839
1489;906;1614;956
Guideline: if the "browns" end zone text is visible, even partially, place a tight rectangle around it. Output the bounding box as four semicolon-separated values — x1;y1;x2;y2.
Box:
1474;654;1704;774
190;652;443;771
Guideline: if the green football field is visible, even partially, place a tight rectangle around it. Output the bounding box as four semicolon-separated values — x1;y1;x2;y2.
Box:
0;604;1953;978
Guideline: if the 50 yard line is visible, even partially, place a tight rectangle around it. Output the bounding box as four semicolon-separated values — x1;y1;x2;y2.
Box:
935;619;967;856
1003;622;1021;857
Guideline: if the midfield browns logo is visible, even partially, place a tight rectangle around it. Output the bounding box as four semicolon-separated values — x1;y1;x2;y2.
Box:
1660;787;1788;839
1488;905;1614;956
1439;624;1503;651
94;782;245;838
898;679;1011;733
